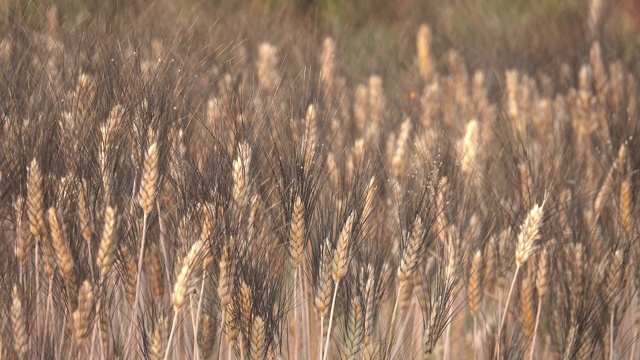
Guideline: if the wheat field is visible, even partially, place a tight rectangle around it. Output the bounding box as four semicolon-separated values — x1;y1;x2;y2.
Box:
0;0;639;359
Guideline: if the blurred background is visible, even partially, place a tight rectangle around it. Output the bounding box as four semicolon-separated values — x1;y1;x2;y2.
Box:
1;0;639;101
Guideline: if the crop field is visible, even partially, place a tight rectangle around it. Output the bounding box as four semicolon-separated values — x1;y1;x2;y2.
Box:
0;0;639;359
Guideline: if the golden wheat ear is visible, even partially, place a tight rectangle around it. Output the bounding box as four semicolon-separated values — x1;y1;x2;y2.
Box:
11;285;28;360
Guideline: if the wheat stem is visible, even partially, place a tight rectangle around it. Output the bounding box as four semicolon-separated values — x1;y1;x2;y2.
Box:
496;265;520;359
610;310;615;360
386;284;404;357
529;298;542;360
321;279;340;360
164;311;179;360
293;270;298;360
129;213;148;341
194;270;207;360
217;308;226;360
318;315;324;360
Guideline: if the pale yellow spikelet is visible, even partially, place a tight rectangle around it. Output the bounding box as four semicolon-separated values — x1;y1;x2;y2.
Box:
27;159;54;276
315;238;334;317
590;42;607;95
199;202;216;244
11;285;28;359
332;212;355;282
96;206;117;281
460;119;479;176
505;69;520;122
368;75;385;140
240;280;252;331
120;245;137;303
14;197;33;265
484;237;497;292
48;206;76;295
521;277;535;340
445;232;458;283
250;315;266;360
27;159;45;239
225;302;239;343
519;163;533;209
536;248;550;298
145;243;165;301
515;202;545;267
620;178;632;236
391;119;412;178
363;177;377;222
172;240;206;312
290;195;305;268
587;0;605;37
303;104;317;169
199;313;216;360
363;270;375;347
320;37;335;98
217;241;232;308
345;296;364;360
257;43;279;92
354;84;368;132
150;316;167;360
139;131;158;216
72;280;95;346
608;249;624;308
595;164;615;217
233;142;252;208
416;23;434;81
468;249;483;317
397;216;424;283
77;179;93;245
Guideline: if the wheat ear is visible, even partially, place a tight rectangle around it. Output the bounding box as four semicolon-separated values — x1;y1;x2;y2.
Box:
164;240;207;360
11;285;28;360
48;206;77;307
150;316;167;360
96;206;117;282
345;296;364;360
497;201;545;359
316;237;333;360
216;241;232;360
322;212;354;360
387;216;424;356
250;316;266;360
73;280;95;348
530;248;549;360
290;195;304;360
